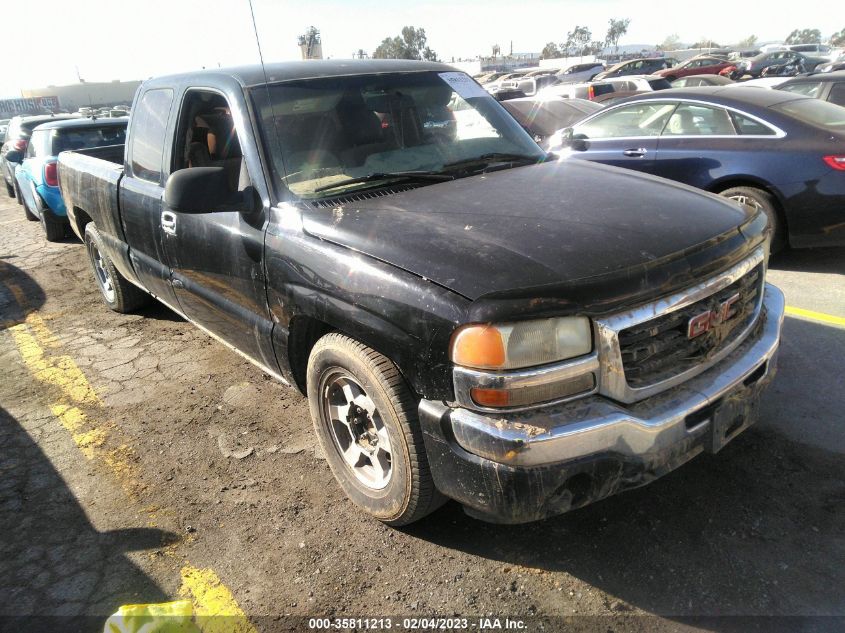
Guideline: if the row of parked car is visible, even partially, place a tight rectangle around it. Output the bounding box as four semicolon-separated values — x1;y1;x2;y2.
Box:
0;113;128;240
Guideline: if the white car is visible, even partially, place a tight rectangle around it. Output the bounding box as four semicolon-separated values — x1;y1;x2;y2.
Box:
729;77;789;89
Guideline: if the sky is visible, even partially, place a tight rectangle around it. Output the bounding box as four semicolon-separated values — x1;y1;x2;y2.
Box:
1;0;837;97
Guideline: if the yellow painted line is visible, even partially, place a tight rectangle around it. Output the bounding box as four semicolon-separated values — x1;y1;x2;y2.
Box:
180;565;258;633
4;281;254;630
786;305;845;328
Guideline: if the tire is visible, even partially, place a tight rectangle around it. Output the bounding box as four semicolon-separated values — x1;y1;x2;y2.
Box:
720;186;786;253
306;333;445;526
5;180;14;198
84;223;150;312
40;209;66;242
13;180;23;206
20;186;38;221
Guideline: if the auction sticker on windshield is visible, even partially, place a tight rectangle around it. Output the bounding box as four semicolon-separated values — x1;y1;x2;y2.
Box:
439;72;489;99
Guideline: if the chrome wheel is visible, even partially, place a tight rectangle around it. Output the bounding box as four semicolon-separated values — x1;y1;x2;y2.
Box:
727;194;761;209
91;244;115;303
320;370;392;490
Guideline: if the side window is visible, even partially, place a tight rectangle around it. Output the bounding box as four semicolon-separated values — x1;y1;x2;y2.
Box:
779;82;822;97
130;88;173;183
25;132;38;158
664;104;735;136
730;112;777;136
828;83;845;107
173;90;247;192
575;102;677;139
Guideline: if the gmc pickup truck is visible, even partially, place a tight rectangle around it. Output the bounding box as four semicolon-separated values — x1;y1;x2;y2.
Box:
58;60;785;525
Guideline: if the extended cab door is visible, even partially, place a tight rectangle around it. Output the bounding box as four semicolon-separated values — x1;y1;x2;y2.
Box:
160;87;277;371
119;88;181;307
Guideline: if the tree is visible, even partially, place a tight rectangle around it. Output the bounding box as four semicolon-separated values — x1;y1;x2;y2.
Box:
605;18;631;55
660;34;681;51
564;25;592;57
540;42;560;59
585;40;606;56
691;39;720;49
785;28;822;44
373;26;437;61
737;34;758;48
832;28;845;46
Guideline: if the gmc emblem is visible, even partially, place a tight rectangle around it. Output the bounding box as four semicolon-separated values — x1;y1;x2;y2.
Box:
687;293;741;339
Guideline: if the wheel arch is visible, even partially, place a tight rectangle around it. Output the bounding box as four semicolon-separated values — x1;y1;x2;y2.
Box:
708;177;790;239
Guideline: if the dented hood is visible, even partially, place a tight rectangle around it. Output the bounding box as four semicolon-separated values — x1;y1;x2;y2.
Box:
301;159;754;305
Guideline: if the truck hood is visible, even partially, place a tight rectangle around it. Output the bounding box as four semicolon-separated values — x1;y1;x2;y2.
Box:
301;159;754;309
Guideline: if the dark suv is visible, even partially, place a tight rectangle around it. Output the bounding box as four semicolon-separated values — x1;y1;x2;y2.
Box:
593;57;678;81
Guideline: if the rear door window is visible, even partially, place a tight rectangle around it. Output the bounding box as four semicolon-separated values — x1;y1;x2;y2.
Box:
771;98;845;132
730;112;777;135
828;83;845;107
129;89;174;183
779;82;823;98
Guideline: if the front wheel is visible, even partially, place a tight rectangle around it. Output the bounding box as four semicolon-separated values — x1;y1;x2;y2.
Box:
720;186;785;252
19;185;38;221
5;180;14;198
306;333;445;526
84;223;150;312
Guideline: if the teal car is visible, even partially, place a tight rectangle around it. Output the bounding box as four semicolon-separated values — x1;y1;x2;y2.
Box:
12;118;126;241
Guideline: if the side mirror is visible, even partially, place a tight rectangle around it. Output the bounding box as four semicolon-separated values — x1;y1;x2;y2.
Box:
164;167;258;214
4;149;23;163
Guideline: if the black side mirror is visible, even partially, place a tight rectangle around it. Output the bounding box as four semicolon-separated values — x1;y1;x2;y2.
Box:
571;132;589;152
164;167;258;214
4;149;23;163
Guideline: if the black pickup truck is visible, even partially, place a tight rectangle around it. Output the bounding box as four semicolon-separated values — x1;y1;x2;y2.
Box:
58;60;785;525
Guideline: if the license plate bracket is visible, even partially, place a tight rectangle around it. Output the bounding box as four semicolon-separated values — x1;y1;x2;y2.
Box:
707;392;759;453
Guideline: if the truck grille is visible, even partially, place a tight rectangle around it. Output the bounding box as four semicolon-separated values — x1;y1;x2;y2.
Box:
618;265;763;388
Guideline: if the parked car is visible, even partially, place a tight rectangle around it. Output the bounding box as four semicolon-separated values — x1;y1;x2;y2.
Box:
8;117;126;240
732;77;789;89
592;91;650;105
1;113;78;199
484;70;530;92
593;57;679;80
816;54;845;73
538;80;617;101
555;62;605;84
502;71;562;97
549;87;845;249
786;43;834;59
57;60;783;525
671;74;735;88
656;56;734;81
604;75;673;92
776;70;845;107
0;119;9;138
738;50;827;78
501;96;602;148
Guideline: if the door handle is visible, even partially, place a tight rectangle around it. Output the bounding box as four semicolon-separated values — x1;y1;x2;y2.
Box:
623;148;648;157
161;211;177;236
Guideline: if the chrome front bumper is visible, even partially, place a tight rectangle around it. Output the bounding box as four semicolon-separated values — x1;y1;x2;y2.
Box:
421;283;784;469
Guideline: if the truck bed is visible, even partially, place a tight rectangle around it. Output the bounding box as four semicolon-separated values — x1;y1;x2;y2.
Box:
57;144;125;242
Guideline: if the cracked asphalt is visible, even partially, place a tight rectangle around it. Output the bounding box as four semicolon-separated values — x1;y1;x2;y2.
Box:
1;193;844;633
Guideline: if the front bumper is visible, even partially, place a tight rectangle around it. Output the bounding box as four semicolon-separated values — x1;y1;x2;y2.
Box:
419;283;785;523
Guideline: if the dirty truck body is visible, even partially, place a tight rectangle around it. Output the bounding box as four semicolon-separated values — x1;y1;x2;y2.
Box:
57;60;785;525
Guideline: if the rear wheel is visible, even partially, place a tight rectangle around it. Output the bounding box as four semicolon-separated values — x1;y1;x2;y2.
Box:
19;186;38;221
84;223;150;312
306;333;445;526
720;186;785;253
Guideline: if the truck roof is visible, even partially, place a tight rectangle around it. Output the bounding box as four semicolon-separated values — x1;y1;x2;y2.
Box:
32;117;127;132
143;59;457;90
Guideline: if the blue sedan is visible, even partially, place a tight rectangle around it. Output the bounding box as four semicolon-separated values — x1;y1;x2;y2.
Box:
13;118;126;241
550;87;845;251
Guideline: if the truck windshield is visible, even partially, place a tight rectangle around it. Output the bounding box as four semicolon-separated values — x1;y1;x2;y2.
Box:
252;71;546;200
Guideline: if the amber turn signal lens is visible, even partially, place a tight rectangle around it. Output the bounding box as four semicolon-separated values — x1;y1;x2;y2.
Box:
470;388;511;408
451;326;506;369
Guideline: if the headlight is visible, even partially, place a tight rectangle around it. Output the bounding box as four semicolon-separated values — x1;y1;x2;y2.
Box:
450;317;592;370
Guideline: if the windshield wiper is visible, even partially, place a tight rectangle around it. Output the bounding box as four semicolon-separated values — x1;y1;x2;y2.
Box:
313;171;454;194
442;152;549;172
